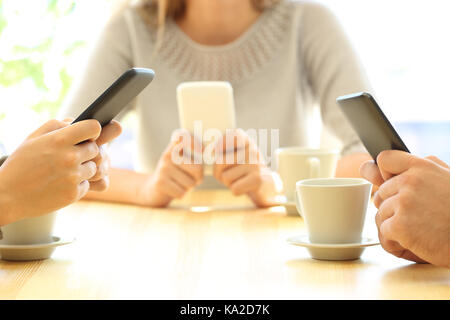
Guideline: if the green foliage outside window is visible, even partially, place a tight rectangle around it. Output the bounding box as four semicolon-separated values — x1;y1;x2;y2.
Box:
0;0;86;121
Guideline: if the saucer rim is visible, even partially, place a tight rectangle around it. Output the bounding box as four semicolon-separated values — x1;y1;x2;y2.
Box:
287;235;379;248
281;202;296;206
0;236;75;250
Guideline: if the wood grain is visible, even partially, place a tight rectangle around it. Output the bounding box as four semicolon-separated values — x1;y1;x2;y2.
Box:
0;190;448;299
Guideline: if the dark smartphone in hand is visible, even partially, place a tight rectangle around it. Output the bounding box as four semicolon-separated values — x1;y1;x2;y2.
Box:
72;68;155;127
337;92;409;162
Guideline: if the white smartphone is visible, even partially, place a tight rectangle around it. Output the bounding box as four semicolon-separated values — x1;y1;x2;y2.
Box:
177;82;237;173
177;81;236;135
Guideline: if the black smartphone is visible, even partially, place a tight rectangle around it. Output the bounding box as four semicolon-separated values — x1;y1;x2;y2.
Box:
72;68;155;127
336;92;409;162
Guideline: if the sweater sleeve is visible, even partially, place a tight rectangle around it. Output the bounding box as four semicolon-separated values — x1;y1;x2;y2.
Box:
298;2;370;155
58;11;134;119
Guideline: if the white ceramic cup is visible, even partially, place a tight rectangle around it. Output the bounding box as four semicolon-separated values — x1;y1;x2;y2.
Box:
0;211;57;245
295;178;372;244
276;148;340;204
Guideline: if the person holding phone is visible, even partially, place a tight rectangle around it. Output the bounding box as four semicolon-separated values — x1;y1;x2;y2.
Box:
0;119;122;227
360;150;450;268
60;0;372;207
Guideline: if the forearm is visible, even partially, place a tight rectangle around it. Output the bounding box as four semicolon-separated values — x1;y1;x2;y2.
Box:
83;167;148;205
335;153;372;178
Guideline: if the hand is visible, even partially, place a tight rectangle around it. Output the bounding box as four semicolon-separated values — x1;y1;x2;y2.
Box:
86;120;122;191
213;129;279;207
0;119;102;225
361;151;450;267
138;133;203;207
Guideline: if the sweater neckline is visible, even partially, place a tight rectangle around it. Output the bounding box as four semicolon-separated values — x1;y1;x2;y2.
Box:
168;8;272;53
153;1;294;84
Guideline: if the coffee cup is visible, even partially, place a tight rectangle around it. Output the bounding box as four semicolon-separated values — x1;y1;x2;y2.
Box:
295;178;372;244
0;211;57;245
276;148;339;209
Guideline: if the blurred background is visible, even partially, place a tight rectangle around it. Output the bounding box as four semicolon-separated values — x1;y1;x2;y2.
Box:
0;0;449;168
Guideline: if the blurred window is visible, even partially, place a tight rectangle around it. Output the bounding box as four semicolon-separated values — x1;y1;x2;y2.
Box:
0;0;448;164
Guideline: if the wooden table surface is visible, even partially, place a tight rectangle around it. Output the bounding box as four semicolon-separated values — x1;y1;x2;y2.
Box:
0;190;449;300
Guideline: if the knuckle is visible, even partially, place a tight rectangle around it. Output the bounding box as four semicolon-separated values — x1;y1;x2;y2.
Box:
47;119;66;129
250;171;263;188
64;184;81;203
230;185;242;196
86;142;99;157
93;179;109;191
159;163;171;176
396;193;410;210
408;156;426;170
66;172;80;185
53;133;69;146
63;152;79;167
390;218;407;238
154;177;166;190
87;161;97;176
95;163;106;179
401;173;420;190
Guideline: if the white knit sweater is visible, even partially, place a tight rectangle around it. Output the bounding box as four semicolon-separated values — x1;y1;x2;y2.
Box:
61;0;370;175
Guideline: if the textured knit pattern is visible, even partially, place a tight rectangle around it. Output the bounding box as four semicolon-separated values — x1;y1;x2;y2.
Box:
61;0;370;176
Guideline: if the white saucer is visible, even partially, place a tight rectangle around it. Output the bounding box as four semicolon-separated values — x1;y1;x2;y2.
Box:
287;235;379;261
0;236;74;261
281;202;301;216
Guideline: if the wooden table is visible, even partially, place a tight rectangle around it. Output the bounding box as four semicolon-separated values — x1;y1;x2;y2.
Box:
0;190;449;300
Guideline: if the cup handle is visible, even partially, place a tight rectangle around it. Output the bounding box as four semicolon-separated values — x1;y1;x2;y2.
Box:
308;157;320;178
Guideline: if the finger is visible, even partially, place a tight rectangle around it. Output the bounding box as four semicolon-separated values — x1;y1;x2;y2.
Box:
62;117;74;123
214;162;237;182
221;164;251;186
167;164;197;189
425;155;449;168
27;119;69;139
88;146;107;181
379;217;428;263
360;160;384;187
77;180;90;199
229;172;260;196
216;129;249;153
375;195;397;224
79;161;97;181
95;120;122;146
163;139;203;182
178;163;203;184
91;145;106;167
89;176;110;192
376;151;420;179
174;129;203;154
53;119;102;145
161;178;187;199
163;139;185;164
89;158;108;182
75;141;100;163
373;176;402;208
